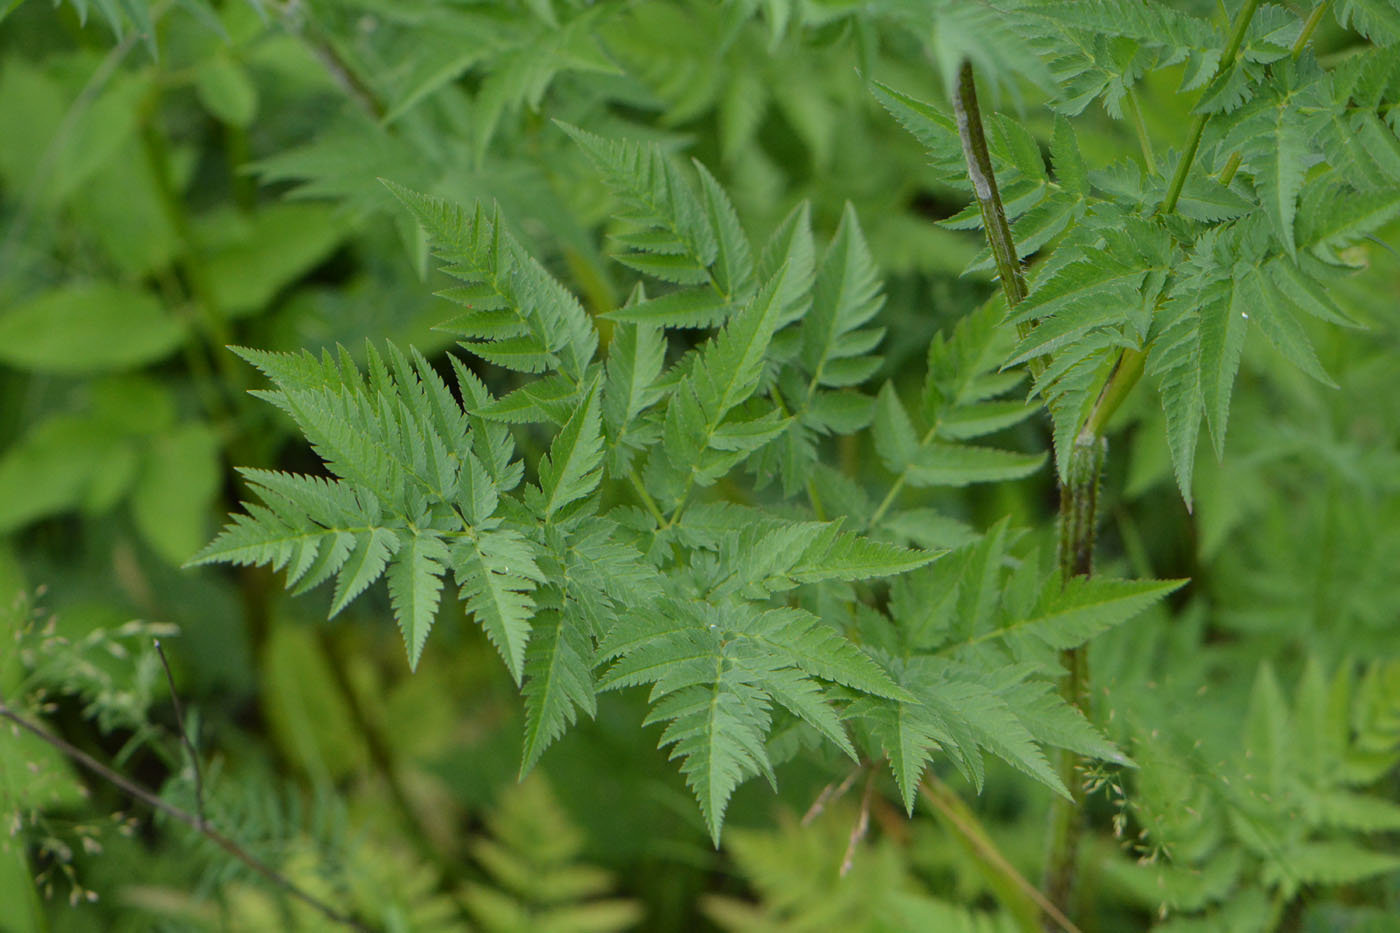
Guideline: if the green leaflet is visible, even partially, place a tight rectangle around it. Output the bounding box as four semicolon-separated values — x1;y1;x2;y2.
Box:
749;201;885;493
851;656;1085;811
383;181;598;379
981;576;1187;652
599;600;895;842
519;608;596;775
559;123;720;274
529;379;604;522
387;532;450;670
453;528;545;684
190;342;536;670
1335;0;1400;44
560;121;761;335
872;381;1044;492
661;257;803;488
602;321;666;474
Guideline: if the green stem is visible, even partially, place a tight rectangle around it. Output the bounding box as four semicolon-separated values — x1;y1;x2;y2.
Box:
952;64;1030;317
868;474;907;530
1042;436;1104;929
630;469;666;526
868;418;942;530
1161;0;1263;215
1292;1;1333;58
1124;88;1158;173
1081;347;1145;440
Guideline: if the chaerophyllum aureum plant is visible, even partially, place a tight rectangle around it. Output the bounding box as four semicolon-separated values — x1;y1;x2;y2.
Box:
183;0;1400;925
189;120;1179;849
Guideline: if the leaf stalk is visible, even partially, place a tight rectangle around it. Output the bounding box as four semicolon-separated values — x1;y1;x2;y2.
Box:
1160;0;1264;215
1089;0;1267;449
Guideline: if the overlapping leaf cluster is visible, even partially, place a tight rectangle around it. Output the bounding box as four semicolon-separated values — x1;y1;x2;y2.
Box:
879;0;1400;503
193;130;1175;842
1103;660;1400;927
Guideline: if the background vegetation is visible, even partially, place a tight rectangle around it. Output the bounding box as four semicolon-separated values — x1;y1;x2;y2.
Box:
1;1;1399;931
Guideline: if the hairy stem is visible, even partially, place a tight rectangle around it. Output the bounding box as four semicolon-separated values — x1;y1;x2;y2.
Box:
869;58;1032;535
0;699;376;932
952;60;1096;925
952;64;1031;325
1042;437;1104;926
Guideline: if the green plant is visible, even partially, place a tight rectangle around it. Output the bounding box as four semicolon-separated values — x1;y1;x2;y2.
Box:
3;0;1400;930
191;136;1180;851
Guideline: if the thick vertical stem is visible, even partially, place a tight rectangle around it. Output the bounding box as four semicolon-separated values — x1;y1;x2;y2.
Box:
955;1;1271;922
952;65;1030;326
1058;435;1103;580
953;61;1091;928
1042;436;1104;926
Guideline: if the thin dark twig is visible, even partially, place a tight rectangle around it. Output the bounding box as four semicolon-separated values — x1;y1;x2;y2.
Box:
0;699;375;932
153;638;205;830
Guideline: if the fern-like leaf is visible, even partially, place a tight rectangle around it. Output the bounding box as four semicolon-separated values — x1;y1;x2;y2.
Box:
519;609;596;775
383;181;598;379
387;532;450;669
452;529;546;683
529;379;604;522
